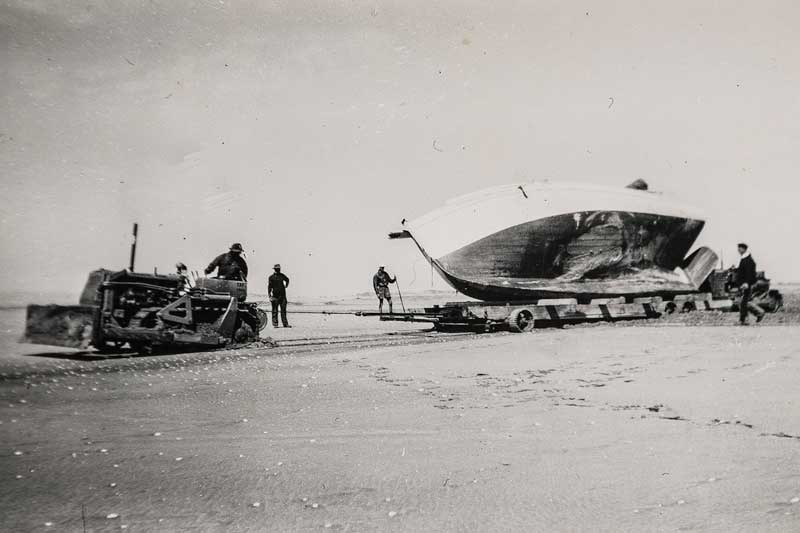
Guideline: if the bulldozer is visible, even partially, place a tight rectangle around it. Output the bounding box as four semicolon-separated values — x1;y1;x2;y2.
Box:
22;224;268;353
702;268;783;313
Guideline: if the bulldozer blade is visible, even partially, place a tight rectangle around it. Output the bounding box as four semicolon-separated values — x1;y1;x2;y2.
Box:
22;305;95;349
683;246;719;289
210;297;238;340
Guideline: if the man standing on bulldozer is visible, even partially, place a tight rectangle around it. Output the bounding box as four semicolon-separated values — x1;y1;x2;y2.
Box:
205;243;248;281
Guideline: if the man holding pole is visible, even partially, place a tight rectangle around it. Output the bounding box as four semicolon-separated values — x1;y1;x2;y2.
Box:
373;265;397;314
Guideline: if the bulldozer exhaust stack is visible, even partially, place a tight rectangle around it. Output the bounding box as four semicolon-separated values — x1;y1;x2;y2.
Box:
129;222;138;272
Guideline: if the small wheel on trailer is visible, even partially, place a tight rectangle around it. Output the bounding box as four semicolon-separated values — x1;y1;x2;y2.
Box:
664;302;677;314
129;341;152;355
681;301;697;313
94;341;127;354
507;308;535;333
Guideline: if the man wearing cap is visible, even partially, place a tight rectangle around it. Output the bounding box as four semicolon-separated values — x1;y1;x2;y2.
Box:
268;264;291;328
175;262;192;294
734;243;765;325
373;265;396;314
204;243;248;281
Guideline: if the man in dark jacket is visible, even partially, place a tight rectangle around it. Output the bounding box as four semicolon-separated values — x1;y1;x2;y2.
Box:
268;264;291;327
204;243;248;281
735;243;765;325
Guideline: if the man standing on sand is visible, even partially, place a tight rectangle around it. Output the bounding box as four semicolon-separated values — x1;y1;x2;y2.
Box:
268;264;291;328
204;243;248;281
373;265;396;314
735;243;765;325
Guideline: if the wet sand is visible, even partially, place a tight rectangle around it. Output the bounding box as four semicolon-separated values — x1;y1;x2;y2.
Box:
2;297;800;531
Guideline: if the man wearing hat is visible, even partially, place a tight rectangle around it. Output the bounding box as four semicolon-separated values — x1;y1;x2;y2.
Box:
204;243;248;281
734;242;765;325
268;264;291;327
373;265;396;314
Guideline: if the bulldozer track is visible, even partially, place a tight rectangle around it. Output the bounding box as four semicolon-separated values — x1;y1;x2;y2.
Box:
271;329;478;350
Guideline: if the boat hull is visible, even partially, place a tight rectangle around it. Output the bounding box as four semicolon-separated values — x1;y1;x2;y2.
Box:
431;262;702;303
395;183;710;302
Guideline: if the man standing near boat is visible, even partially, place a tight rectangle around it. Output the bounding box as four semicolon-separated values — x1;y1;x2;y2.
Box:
268;264;291;328
735;243;765;325
373;265;397;314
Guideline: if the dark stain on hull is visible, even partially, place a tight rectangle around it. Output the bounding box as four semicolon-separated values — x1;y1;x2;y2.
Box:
430;211;705;302
440;211;703;280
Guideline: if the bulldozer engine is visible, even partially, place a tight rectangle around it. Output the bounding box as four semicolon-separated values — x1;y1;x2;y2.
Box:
24;269;266;353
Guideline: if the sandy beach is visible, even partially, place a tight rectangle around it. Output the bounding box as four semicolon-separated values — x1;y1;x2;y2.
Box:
6;1;800;530
1;291;800;532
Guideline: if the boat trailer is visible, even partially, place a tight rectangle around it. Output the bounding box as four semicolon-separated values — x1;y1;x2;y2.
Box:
299;292;732;334
375;293;732;333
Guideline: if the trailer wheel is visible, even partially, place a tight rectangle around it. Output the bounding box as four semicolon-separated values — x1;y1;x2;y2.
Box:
95;341;127;354
508;308;534;333
129;341;152;355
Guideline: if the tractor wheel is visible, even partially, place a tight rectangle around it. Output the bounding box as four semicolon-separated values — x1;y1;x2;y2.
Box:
508;308;535;333
256;308;269;332
767;291;784;313
234;322;256;343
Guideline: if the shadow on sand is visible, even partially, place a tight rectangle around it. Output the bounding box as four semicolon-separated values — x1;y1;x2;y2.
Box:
23;345;212;362
24;350;137;362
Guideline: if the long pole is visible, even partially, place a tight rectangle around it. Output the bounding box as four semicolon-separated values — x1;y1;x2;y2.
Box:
129;223;138;271
395;277;407;313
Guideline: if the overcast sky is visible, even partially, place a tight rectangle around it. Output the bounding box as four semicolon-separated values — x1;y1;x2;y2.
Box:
1;0;798;300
